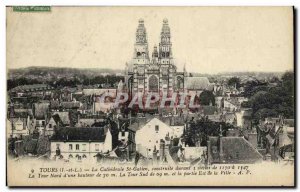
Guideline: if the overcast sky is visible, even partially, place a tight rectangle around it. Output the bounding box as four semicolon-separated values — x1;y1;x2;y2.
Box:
7;6;293;74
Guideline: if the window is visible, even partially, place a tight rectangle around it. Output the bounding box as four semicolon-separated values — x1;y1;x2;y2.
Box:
82;144;86;151
68;154;73;159
49;124;52;128
82;154;87;159
148;75;158;92
42;121;45;126
155;125;159;132
212;146;218;153
122;132;125;137
76;144;79;150
69;144;73;150
95;144;99;151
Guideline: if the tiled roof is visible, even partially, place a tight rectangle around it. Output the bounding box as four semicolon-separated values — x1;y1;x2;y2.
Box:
208;136;263;164
60;101;81;109
185;77;211;90
11;84;53;93
50;100;60;109
50;127;106;142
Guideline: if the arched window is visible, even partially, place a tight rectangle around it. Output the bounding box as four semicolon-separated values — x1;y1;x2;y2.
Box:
82;154;87;158
69;154;73;159
137;52;141;57
148;75;158;92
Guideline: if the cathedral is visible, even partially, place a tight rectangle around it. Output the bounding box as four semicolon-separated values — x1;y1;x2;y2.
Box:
125;18;186;96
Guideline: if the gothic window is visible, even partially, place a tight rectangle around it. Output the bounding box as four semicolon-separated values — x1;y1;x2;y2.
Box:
137;52;141;57
166;52;170;57
148;75;158;92
162;52;165;58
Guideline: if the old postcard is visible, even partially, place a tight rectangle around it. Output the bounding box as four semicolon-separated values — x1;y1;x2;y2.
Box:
6;6;294;187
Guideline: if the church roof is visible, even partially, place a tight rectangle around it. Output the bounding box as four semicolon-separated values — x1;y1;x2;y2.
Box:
185;77;211;90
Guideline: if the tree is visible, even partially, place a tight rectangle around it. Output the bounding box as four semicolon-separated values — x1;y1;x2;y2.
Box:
227;77;241;89
242;72;294;124
199;91;215;106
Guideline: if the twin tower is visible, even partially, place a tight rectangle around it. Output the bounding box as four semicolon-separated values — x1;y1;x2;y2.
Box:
133;18;173;66
125;18;185;95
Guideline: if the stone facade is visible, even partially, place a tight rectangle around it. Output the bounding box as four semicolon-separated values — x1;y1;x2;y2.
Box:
125;19;185;96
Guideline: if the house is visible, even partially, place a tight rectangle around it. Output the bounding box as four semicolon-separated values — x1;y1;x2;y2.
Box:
207;136;263;164
127;117;147;158
223;112;236;125
7;118;30;138
235;108;252;129
50;127;112;162
10;84;54;97
43;114;64;136
170;125;184;138
258;117;295;161
135;118;175;158
82;88;117;97
52;111;70;127
223;98;239;112
33;102;50;133
215;96;224;109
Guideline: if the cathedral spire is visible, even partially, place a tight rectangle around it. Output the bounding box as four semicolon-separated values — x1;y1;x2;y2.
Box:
133;18;150;63
136;19;147;44
159;18;172;61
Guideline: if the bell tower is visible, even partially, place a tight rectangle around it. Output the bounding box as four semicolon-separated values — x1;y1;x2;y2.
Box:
133;19;150;65
159;18;173;65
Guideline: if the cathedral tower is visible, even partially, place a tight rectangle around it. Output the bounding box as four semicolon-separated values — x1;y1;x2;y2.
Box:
133;19;150;65
159;19;173;65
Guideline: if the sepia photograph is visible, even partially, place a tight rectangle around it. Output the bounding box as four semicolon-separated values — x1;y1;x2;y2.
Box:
5;6;295;187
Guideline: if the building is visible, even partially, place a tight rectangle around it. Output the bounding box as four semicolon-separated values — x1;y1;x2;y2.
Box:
207;136;263;164
50;127;112;162
10;84;54;97
7;118;30;138
135;117;179;158
125;19;185;96
235;108;252;129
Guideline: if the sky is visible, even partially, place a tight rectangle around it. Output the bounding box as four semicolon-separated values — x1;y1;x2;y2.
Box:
6;6;294;74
